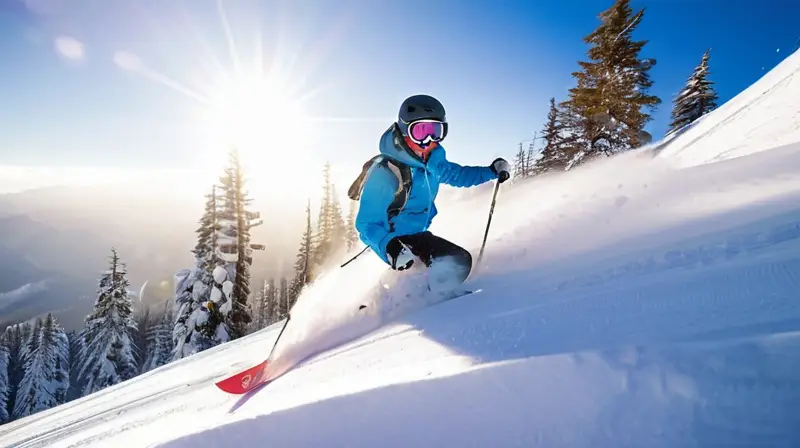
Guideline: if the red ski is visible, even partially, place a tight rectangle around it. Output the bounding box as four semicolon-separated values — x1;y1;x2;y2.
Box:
216;315;293;395
215;359;273;394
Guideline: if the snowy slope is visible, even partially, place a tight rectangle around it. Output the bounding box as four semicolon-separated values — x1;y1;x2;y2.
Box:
2;51;800;447
656;48;800;167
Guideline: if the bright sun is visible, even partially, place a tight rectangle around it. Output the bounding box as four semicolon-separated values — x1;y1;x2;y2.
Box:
204;74;306;161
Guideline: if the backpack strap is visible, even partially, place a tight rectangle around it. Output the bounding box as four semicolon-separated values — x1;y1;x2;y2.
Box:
347;154;412;229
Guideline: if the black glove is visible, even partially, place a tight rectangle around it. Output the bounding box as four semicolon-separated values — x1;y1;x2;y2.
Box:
490;158;511;183
385;237;415;270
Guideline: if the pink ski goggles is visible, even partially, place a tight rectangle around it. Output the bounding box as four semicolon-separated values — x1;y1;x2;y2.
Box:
405;119;447;145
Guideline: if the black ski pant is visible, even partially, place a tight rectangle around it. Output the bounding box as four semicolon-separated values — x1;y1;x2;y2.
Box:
395;231;473;285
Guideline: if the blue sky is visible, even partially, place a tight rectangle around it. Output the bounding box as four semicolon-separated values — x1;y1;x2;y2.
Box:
0;0;798;191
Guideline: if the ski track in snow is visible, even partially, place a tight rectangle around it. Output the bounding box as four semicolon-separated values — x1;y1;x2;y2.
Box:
3;49;800;448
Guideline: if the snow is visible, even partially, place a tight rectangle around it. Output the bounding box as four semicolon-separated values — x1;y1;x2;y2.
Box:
212;266;227;285
657;48;800;167
2;50;800;447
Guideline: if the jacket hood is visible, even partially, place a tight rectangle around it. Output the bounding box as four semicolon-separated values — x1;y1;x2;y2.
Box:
378;124;442;169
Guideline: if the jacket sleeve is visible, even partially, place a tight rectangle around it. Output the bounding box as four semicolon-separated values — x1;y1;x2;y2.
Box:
354;165;398;262
430;147;497;188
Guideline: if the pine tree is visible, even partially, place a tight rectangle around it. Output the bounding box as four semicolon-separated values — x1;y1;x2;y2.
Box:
265;278;277;324
562;0;660;167
534;98;572;174
667;48;718;135
0;334;9;423
78;248;139;395
172;187;221;360
216;149;263;340
47;314;69;406
3;323;26;417
256;280;270;330
66;330;85;401
143;301;174;372
12;319;45;419
290;200;315;305
133;305;151;369
345;200;359;251
278;278;289;320
12;314;67;418
314;162;334;266
512;142;527;180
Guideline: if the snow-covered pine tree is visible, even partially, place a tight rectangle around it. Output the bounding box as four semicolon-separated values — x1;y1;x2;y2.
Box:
345;200;358;252
667;48;718;136
216;149;262;340
11;319;45;419
133;305;151;369
3;323;27;417
11;314;69;419
45;314;69;406
66;329;85;401
12;315;66;418
78;248;139;395
172;187;220;360
562;0;660;167
143;301;174;372
0;334;9;423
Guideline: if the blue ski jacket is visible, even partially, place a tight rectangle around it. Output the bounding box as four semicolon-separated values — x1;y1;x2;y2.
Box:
355;126;498;264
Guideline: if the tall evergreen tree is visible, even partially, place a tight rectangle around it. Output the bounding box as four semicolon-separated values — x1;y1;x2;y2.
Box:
314;162;334;266
534;98;571;174
143;302;174;372
216;149;262;340
173;187;222;360
12;319;44;419
278;277;289;319
78;248;138;395
562;0;660;167
0;334;9;423
667;48;718;135
133;305;151;369
313;161;347;268
512;142;528;180
3;323;27;417
253;280;269;331
12;315;67;418
290;200;315;305
265;278;277;324
66;329;85;402
47;314;70;406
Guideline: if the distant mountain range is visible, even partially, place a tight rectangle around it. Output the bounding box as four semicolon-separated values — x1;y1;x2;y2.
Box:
0;185;304;331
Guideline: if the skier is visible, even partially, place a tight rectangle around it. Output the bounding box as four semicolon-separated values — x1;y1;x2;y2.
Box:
349;94;510;292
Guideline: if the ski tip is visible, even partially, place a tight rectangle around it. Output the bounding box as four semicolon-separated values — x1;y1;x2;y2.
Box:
214;360;270;395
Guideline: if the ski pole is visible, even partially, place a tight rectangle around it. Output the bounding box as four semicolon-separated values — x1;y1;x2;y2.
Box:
267;313;291;360
477;179;501;264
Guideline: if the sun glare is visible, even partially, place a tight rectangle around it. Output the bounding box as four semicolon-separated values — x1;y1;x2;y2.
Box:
111;0;332;199
203;74;307;160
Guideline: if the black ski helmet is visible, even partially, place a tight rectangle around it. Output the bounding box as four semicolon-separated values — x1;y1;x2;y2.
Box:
397;94;448;140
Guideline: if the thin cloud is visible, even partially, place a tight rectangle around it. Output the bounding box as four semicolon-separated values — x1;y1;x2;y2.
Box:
23;0;63;16
54;35;84;60
113;50;142;71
